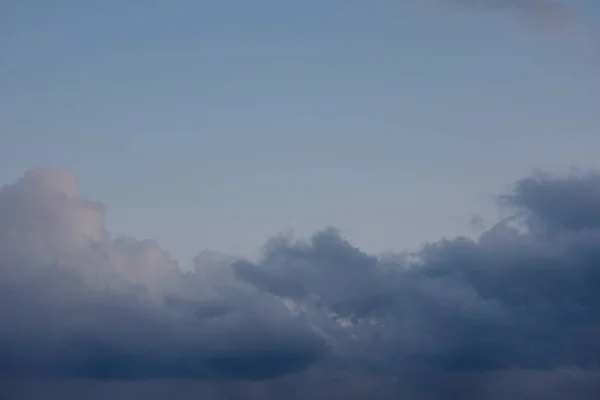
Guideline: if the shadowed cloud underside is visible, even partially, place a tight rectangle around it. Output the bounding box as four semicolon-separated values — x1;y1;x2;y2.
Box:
1;166;600;398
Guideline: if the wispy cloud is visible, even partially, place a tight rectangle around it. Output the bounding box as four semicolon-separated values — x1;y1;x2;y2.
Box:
441;0;576;30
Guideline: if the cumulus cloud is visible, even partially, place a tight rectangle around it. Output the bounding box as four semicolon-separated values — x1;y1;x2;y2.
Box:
238;172;600;371
0;167;323;382
1;166;600;399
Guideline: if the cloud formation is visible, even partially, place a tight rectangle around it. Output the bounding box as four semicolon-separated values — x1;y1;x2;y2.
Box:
442;0;575;29
1;166;600;398
0;167;323;381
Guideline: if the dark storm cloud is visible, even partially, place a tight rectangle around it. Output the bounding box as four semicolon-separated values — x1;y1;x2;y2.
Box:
235;172;600;375
2;368;600;400
505;173;600;230
1;166;600;399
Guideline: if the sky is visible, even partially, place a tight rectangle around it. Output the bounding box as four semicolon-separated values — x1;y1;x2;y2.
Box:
2;1;600;399
3;0;600;265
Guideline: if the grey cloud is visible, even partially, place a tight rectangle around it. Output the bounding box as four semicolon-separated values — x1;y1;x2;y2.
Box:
232;260;306;299
0;167;324;382
443;0;575;28
164;296;233;321
2;368;600;400
2;166;600;399
234;172;600;380
504;173;600;231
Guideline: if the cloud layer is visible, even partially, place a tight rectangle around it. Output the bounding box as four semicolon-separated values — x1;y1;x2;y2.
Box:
1;166;600;398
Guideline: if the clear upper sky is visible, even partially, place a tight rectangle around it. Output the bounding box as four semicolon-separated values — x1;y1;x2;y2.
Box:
2;0;599;266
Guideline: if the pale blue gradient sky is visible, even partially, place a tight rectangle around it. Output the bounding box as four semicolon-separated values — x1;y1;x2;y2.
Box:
2;0;599;265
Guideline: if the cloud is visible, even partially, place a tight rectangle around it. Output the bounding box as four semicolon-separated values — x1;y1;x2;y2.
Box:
441;0;575;29
1;166;600;398
2;368;600;399
504;172;600;231
0;167;324;381
236;172;600;373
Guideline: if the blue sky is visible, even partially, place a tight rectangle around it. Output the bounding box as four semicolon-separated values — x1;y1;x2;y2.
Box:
2;0;599;265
